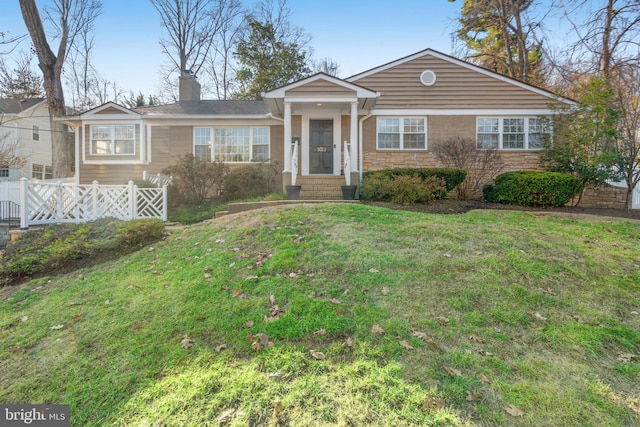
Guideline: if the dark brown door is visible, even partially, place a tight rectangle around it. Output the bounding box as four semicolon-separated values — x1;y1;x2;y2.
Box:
309;120;333;174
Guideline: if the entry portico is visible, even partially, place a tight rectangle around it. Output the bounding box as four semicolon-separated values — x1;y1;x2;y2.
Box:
262;73;379;189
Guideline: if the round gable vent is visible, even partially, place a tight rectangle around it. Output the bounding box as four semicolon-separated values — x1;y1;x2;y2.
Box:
420;70;437;86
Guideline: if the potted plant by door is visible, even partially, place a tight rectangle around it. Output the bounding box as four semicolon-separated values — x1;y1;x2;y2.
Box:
286;184;301;200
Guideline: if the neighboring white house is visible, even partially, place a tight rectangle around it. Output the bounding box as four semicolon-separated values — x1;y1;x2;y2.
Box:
0;98;53;181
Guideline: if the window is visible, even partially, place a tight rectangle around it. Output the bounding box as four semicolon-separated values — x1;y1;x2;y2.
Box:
377;117;426;150
44;165;53;179
194;127;270;162
32;125;39;141
194;127;211;161
90;124;136;155
476;117;551;150
32;164;44;179
0;169;9;178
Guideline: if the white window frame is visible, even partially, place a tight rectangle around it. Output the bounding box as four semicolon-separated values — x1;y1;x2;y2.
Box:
476;117;551;150
90;124;137;156
32;164;44;179
32;125;39;141
0;168;9;178
376;117;427;150
193;126;270;163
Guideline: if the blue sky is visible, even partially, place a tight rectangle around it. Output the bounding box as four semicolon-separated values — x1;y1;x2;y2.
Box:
2;0;570;97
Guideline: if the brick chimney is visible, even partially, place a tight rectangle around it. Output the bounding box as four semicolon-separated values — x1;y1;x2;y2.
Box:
178;70;201;101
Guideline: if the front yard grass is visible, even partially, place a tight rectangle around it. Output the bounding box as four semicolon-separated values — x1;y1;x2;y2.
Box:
0;204;639;426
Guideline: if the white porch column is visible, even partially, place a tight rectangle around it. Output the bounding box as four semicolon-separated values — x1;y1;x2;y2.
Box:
283;102;292;172
350;101;358;171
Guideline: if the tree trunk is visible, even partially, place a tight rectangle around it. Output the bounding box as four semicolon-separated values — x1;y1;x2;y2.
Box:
19;0;73;178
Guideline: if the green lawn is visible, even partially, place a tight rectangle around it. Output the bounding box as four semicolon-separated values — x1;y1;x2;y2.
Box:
1;203;639;426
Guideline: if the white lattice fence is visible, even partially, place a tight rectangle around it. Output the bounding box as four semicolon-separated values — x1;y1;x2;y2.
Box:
18;179;167;228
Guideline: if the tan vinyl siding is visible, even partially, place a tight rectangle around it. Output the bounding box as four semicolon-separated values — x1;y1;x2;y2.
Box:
83;124;141;162
81;124;285;187
95;106;127;115
287;80;356;97
352;55;559;110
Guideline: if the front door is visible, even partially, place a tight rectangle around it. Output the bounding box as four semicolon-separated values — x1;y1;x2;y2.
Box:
309;120;333;174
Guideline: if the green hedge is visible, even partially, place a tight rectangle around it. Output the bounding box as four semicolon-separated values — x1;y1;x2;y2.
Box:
361;168;465;202
483;171;583;208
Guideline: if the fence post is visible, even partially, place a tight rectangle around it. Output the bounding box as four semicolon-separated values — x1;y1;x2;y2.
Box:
92;181;99;220
143;170;148;181
56;181;64;221
127;180;135;220
19;177;28;229
162;184;168;221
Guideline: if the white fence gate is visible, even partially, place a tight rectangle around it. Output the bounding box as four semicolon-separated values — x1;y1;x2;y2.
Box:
11;178;167;229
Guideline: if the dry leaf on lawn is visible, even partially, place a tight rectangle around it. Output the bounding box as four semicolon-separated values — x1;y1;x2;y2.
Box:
50;324;64;330
411;330;430;342
344;337;354;347
313;328;327;336
243;320;254;328
274;400;284;417
381;286;390;296
267;372;286;381
617;352;636;362
181;335;195;349
504;404;524;417
309;350;325;360
130;321;145;331
20;316;29;323
426;339;439;350
398;339;414;350
70;313;85;321
371;324;385;335
466;391;481;401
214;344;228;352
329;298;341;304
368;268;379;273
444;367;462;377
436;316;450;326
217;409;235;424
421;396;445;412
269;294;276;306
479;373;491;384
469;333;484;343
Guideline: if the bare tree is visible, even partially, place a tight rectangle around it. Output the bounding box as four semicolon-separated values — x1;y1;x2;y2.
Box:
560;0;640;80
431;137;504;200
0;31;28;55
151;0;229;86
19;0;101;177
205;0;245;99
610;64;640;209
312;57;340;76
0;118;28;171
0;52;44;98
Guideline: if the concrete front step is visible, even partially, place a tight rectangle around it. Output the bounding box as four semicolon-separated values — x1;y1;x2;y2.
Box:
295;175;355;200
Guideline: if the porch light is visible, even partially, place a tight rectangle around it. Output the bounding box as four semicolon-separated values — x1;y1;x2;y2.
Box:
316;103;322;107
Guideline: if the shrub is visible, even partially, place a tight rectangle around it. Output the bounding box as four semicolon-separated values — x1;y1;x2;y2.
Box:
431;137;504;200
363;168;465;197
1;218;165;285
362;168;465;201
361;172;393;201
361;171;447;204
483;171;583;208
222;162;279;201
163;155;228;204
